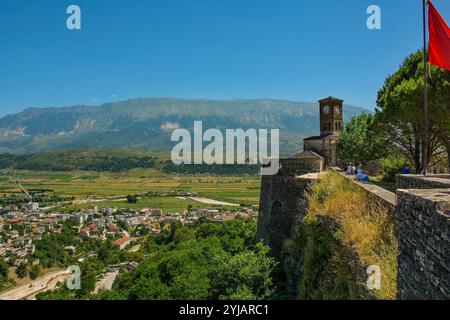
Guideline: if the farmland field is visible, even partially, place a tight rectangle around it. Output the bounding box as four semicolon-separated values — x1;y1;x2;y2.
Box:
0;169;261;212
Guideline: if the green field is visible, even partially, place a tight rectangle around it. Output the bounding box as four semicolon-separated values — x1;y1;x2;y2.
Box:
0;168;261;212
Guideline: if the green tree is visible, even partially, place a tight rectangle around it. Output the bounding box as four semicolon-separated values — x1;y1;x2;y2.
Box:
210;247;277;300
15;263;28;279
0;259;9;279
126;195;138;204
172;225;196;244
376;50;450;172
29;265;41;280
337;113;389;165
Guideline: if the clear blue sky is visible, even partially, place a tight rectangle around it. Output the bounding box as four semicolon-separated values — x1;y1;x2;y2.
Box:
1;0;449;117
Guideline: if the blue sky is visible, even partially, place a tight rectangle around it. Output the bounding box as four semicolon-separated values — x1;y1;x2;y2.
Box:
1;0;449;117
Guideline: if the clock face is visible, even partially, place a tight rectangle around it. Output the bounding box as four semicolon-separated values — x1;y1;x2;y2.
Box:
323;105;331;114
334;106;340;114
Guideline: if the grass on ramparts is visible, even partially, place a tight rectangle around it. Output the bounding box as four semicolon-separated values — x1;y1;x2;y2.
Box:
305;171;397;300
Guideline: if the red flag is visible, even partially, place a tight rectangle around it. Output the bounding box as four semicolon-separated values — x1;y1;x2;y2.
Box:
428;1;450;71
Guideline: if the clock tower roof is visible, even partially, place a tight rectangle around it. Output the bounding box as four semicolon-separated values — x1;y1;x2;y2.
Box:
318;96;344;103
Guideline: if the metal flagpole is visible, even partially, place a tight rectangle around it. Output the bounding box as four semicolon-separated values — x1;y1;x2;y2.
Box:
423;0;429;176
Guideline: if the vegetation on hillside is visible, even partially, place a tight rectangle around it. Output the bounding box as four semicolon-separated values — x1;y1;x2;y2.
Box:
0;148;260;175
0;149;158;172
0;259;9;289
36;218;277;300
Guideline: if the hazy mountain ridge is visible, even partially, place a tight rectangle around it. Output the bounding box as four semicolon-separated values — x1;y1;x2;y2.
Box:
0;98;370;155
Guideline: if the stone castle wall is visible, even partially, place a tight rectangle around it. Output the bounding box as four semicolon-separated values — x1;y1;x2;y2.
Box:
258;165;450;299
395;189;450;299
397;174;450;190
256;158;321;253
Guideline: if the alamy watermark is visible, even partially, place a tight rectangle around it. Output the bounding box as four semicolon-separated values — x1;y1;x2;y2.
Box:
66;265;81;290
367;5;382;30
171;121;280;176
66;5;81;30
366;265;381;290
66;5;381;31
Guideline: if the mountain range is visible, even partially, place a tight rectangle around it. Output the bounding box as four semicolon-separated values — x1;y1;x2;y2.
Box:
0;98;370;156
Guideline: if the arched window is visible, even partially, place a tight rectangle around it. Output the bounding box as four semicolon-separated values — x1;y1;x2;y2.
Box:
272;201;283;212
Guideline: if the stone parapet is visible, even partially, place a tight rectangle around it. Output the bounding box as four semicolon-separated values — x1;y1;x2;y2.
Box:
396;188;450;300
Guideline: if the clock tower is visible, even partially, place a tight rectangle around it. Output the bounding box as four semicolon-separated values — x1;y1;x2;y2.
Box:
319;96;343;136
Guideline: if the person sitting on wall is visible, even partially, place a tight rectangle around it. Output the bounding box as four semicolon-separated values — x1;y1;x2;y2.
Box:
346;163;355;175
356;170;370;182
401;165;411;174
355;165;370;182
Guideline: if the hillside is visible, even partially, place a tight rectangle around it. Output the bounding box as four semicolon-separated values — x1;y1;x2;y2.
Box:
0;148;260;175
0;98;369;155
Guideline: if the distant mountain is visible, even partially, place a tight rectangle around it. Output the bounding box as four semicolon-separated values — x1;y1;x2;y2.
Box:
0;98;370;155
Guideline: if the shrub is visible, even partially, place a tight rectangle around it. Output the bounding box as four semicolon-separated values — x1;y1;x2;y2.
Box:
381;156;408;183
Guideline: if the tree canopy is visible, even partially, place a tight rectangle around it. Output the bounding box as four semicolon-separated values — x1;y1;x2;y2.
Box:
376;50;450;171
337;113;389;165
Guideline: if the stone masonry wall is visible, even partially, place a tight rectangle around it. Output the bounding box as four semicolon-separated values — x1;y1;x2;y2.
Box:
397;174;450;190
396;189;450;299
256;159;319;254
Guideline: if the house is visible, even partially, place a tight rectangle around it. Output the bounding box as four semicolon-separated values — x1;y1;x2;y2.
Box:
59;214;72;222
0;245;6;257
92;218;105;228
113;236;131;250
72;213;85;225
115;214;125;222
161;216;181;224
212;214;236;223
150;208;163;217
101;207;117;215
90;226;100;234
124;217;142;227
108;223;119;232
80;228;90;236
26;202;39;212
52;226;62;234
196;209;220;218
65;245;76;253
25;244;35;255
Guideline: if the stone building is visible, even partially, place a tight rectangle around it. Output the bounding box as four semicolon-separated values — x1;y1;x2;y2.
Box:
302;96;343;167
257;96;343;251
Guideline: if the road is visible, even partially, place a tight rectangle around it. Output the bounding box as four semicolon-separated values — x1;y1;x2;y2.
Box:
94;271;119;294
0;270;71;300
176;196;239;207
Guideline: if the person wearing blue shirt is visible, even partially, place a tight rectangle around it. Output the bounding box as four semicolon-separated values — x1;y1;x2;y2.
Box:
401;166;411;174
355;165;370;182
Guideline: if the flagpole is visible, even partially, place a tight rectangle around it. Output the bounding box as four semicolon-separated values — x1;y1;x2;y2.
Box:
423;0;429;176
